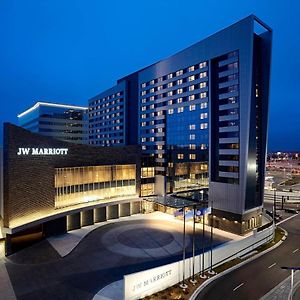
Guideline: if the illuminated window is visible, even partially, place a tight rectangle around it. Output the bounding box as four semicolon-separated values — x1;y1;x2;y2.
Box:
189;95;195;101
188;75;195;82
200;92;207;99
201;144;207;150
142;91;146;96
150;137;155;142
189;144;196;150
150;80;155;85
168;99;173;105
189;124;196;130
142;106;146;111
176;70;183;76
200;82;206;88
189;154;196;160
168;109;174;114
158;127;163;133
141;122;146;127
200;123;208;129
142;145;146;150
200;112;208;119
178;107;184;113
189;66;195;72
189;134;195;140
168;91;173;97
189;105;196;111
157;145;163;150
201;102;208;109
177;88;183;94
150;96;155;101
177;153;184;159
168;73;173;79
157;110;163;116
200;72;207;78
158;77;163;82
142;83;146;88
199;62;207;69
189;85;195;91
150;88;155;93
141;137;146;142
158;153;163;159
150;104;154;109
177;97;183;103
168;82;173;88
141;114;146;119
177;79;183;85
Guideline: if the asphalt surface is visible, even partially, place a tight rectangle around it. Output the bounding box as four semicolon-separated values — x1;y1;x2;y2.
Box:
195;213;300;300
4;218;229;300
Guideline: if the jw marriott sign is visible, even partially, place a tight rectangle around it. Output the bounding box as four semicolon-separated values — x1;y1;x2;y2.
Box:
17;148;69;156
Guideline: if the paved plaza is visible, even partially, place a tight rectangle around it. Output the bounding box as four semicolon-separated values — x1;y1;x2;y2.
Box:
1;212;231;300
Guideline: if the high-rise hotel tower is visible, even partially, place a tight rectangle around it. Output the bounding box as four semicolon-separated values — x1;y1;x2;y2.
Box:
88;15;272;234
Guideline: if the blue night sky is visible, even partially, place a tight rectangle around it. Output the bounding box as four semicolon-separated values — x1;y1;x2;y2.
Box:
0;0;299;151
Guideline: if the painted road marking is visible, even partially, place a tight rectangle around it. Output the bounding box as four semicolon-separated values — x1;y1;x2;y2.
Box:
293;248;299;253
233;282;244;291
268;263;277;269
277;213;299;225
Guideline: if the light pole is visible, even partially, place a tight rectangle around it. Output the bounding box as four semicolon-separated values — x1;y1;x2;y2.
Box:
180;206;188;289
273;188;277;224
190;204;197;284
208;198;215;275
281;266;300;299
200;212;207;279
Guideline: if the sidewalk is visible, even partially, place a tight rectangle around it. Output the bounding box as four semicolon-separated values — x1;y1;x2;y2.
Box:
260;270;300;300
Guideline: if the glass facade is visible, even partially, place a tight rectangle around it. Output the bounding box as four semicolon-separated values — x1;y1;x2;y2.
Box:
55;164;136;208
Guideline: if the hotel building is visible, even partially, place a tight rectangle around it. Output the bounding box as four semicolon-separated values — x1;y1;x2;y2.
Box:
18;101;88;144
88;15;272;234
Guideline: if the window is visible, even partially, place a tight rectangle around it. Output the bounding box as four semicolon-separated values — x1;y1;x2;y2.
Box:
200;123;208;129
200;102;208;109
189;134;195;140
189;95;195;101
157;110;163;116
177;88;183;94
177;97;183;103
176;70;183;76
189;144;196;150
150;137;155;142
150;104;154;109
150;96;155;101
141;122;146;127
177;79;183;85
158;77;163;82
158;127;163;133
168;99;173;105
189;154;196;160
189;85;195;91
188;75;195;82
141;137;146;142
199;62;207;69
200;92;207;99
142;83;146;88
142;106;146;111
200;112;208;119
168;82;173;88
142;145;146;150
157;85;163;91
178;107;184;113
189;66;195;72
200;82;206;88
189;105;196;111
168;109;174;115
158;153;163;159
142;91;146;96
177;153;184;159
157;145;163;150
168;91;173;97
201;144;207;150
189;124;196;130
150;88;155;93
141;114;146;119
150;80;155;85
200;72;207;78
168;73;173;79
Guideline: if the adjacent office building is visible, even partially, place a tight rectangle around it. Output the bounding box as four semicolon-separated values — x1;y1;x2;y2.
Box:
18;101;88;144
88;15;272;234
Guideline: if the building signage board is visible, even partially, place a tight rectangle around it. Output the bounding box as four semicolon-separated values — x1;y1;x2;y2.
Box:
17;148;69;156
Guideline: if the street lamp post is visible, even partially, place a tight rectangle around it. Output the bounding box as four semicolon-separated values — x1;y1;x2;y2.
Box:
273;188;277;224
208;198;215;275
281;266;300;299
190;204;197;284
200;213;207;279
180;206;188;289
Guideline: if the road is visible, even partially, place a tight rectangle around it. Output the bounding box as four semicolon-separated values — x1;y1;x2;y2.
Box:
195;213;300;300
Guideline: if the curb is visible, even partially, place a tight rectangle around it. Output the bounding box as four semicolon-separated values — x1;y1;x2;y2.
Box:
189;227;287;300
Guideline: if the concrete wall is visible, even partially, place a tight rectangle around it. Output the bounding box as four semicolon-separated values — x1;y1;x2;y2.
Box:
124;223;274;300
